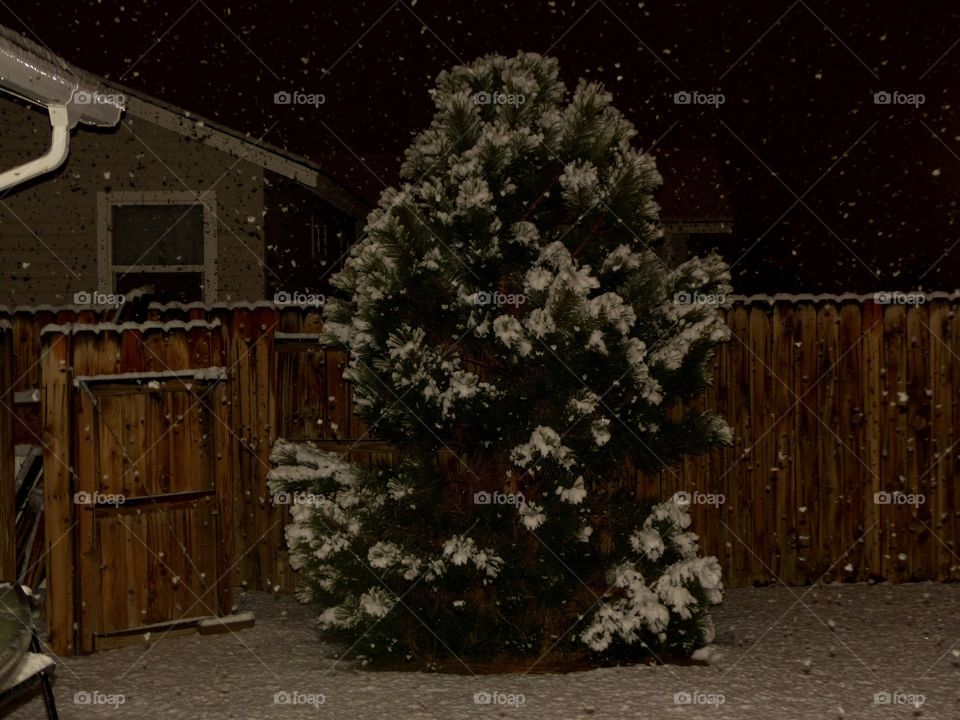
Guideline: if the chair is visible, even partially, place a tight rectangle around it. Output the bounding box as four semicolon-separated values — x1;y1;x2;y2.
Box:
0;583;58;719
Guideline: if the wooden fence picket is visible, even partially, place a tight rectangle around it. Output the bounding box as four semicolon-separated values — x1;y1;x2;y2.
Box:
3;296;960;655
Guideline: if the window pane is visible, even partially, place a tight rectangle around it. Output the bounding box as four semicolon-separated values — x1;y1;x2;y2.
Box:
115;272;204;304
112;204;204;265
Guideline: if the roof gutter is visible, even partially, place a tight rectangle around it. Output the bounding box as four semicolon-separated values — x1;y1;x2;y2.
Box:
0;25;123;193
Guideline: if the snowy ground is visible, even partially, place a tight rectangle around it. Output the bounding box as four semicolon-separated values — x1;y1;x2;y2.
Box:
5;582;960;719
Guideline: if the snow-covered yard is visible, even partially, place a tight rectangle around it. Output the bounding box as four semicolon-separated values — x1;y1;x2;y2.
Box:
6;582;960;719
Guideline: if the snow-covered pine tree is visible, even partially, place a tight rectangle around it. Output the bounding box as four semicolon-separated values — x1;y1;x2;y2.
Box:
269;51;733;667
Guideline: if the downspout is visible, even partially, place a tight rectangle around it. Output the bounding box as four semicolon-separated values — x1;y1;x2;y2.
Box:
0;25;123;193
0;104;70;192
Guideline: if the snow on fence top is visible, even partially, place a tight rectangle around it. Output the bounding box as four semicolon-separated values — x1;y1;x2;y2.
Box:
0;303;118;314
5;292;960;321
728;291;960;305
0;299;293;315
72;367;228;387
39;319;222;336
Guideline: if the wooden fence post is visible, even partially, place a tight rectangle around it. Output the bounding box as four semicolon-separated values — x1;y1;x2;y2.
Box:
252;305;277;590
211;382;235;614
227;307;257;587
42;330;75;654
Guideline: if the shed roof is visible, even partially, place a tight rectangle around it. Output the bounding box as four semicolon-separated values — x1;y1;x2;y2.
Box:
0;23;369;218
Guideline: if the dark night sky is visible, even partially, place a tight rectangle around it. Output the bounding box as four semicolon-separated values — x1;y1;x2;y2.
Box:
1;0;958;293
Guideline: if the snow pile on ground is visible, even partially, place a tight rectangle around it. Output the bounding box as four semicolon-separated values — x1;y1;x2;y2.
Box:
6;583;960;719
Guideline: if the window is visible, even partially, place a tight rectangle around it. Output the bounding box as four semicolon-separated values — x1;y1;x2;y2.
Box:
98;192;217;303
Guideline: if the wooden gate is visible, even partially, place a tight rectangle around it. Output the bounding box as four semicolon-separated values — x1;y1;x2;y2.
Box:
72;371;231;652
41;319;234;654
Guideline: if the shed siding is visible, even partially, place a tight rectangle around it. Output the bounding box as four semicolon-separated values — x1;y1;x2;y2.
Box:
0;96;266;304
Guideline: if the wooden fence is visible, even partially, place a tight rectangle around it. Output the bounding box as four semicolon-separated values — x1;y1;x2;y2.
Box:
654;297;960;587
2;296;960;653
0;302;358;654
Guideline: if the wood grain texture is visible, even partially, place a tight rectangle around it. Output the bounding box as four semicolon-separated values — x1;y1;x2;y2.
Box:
41;331;74;655
641;300;960;588
25;298;960;656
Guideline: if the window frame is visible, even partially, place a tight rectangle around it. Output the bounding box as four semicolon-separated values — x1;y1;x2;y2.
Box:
97;191;218;302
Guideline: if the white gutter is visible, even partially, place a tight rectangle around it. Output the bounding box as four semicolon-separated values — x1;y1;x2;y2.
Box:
0;25;123;193
0;104;69;189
